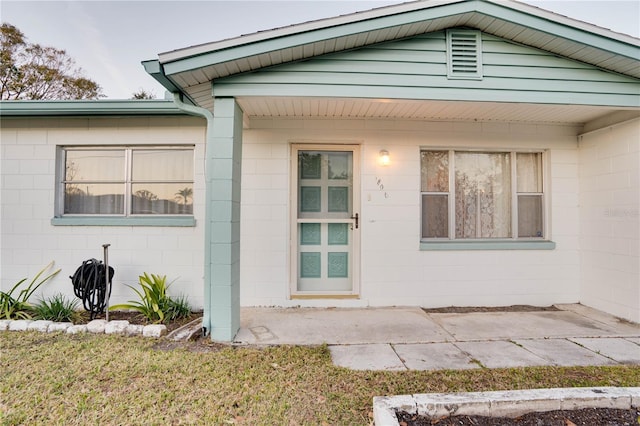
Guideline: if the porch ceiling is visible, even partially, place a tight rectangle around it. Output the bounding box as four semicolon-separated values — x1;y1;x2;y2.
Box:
236;97;625;125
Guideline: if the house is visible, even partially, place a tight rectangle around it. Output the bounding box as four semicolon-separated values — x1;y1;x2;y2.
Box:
1;0;638;341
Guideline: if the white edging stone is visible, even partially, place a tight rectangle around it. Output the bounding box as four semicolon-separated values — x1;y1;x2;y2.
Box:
105;320;130;335
1;319;167;339
66;325;88;334
373;387;640;426
48;322;73;333
125;324;145;336
28;320;53;332
9;320;32;331
86;319;108;334
143;324;167;338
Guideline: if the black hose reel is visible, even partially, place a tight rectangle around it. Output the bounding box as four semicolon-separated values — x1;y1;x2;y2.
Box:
70;254;114;320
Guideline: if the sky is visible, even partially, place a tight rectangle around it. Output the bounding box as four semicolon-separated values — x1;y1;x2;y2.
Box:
1;0;639;99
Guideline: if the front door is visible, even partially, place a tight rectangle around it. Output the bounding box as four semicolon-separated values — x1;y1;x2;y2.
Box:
291;144;360;297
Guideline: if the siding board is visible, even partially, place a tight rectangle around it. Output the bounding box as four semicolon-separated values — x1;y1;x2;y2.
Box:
214;30;640;107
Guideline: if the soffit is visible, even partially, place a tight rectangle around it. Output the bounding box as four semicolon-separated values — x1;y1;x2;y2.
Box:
236;97;627;126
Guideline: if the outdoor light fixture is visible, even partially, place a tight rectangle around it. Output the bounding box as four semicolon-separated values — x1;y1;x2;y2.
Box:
379;150;390;166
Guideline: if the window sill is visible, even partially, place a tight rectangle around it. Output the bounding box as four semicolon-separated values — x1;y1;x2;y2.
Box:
420;240;556;251
51;216;196;227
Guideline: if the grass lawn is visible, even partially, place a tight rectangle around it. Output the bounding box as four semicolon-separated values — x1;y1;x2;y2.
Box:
1;332;638;425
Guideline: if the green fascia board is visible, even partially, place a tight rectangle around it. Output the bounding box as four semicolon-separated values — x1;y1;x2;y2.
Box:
161;1;480;75
0;99;186;117
476;1;639;60
213;84;640;108
161;0;639;77
141;60;197;105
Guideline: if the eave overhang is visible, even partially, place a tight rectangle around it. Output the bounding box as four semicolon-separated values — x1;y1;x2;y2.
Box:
145;0;640;105
0;100;187;117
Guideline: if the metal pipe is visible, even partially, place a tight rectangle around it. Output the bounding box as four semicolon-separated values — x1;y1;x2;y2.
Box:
172;92;214;337
103;244;111;321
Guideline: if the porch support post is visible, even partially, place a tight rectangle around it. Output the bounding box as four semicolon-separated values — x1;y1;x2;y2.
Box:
205;97;243;341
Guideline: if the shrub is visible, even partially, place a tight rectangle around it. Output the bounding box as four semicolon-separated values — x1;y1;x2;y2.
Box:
109;273;191;324
0;262;61;320
33;293;81;323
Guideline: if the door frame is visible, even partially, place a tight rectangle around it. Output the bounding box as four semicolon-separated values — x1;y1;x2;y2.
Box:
289;143;361;298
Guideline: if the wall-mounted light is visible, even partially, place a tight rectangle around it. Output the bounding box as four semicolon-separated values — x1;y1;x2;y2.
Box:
379;149;390;166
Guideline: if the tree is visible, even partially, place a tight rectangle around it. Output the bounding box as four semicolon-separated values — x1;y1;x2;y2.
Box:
175;187;193;205
0;23;103;100
131;89;155;99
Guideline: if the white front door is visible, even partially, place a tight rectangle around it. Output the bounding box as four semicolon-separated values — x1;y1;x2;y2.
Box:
291;144;360;297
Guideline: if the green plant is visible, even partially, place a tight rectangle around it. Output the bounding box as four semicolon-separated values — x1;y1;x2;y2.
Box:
109;273;190;324
33;293;80;322
166;294;191;321
0;261;61;320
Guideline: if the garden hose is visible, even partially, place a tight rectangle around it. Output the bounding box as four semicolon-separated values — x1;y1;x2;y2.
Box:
70;259;114;320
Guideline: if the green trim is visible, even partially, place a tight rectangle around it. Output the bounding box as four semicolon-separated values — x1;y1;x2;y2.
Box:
51;216;196;227
0;100;186;117
161;0;639;76
420;240;556;251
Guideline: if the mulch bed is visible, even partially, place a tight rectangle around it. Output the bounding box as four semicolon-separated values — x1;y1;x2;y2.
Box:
423;305;560;314
397;407;639;425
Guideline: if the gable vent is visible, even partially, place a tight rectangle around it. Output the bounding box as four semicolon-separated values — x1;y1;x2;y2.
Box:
447;30;483;80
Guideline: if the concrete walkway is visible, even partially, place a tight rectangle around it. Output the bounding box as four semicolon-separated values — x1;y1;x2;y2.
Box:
235;304;640;370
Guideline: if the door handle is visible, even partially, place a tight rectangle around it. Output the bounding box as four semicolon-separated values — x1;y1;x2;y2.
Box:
351;213;359;229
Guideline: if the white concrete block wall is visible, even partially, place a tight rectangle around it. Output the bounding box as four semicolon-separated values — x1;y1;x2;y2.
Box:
240;118;582;308
579;118;640;322
0;116;207;310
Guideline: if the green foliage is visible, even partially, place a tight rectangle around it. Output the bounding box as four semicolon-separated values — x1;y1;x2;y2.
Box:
32;293;80;323
1;22;103;100
0;261;61;319
109;273;191;324
131;88;155;99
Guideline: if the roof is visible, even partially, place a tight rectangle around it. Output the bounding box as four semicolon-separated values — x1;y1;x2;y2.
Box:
0;100;186;117
144;0;640;109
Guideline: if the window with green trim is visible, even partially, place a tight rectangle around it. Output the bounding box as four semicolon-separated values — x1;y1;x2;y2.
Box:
58;146;194;216
421;150;545;241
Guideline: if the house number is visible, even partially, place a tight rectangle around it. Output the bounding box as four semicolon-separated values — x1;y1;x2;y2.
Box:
375;177;389;198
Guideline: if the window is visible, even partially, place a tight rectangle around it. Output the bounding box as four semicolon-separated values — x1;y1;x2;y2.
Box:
60;147;194;216
421;150;545;241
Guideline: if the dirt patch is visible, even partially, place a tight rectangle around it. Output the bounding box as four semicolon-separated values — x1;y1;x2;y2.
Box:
423;305;560;314
152;337;228;353
397;407;639;425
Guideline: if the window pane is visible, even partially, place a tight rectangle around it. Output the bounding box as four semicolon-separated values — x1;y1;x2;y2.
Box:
132;184;193;214
517;153;542;193
518;195;543;238
65;150;124;181
421;151;449;192
132;149;193;181
455;152;511;238
422;194;449;238
64;183;124;214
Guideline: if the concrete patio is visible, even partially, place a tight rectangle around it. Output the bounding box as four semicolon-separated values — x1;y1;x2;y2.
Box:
235;304;640;370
